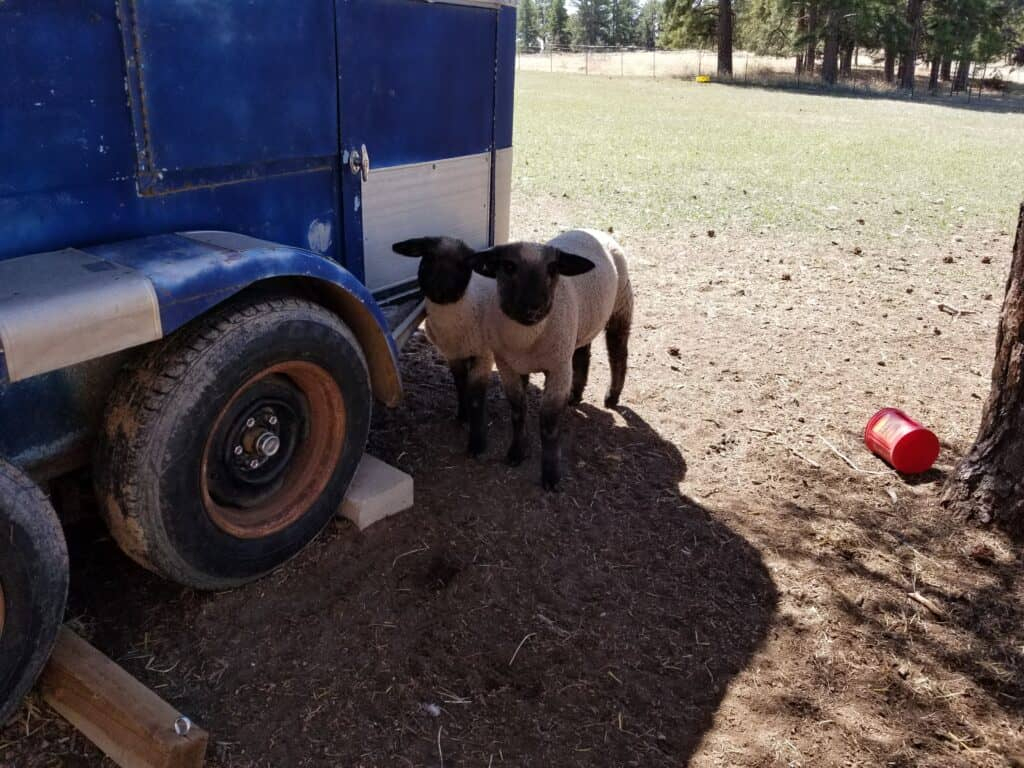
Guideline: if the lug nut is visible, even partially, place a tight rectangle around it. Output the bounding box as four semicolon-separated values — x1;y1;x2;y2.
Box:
234;445;243;456
248;459;260;469
268;415;278;426
246;417;256;428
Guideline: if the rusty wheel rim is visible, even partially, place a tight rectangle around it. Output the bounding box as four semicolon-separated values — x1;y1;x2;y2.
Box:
201;362;346;540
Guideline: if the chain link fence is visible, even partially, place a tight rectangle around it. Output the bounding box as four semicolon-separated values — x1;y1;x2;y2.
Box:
516;45;1024;112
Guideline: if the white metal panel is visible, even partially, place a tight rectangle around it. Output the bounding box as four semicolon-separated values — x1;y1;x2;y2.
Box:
494;147;514;245
361;152;492;292
0;249;162;382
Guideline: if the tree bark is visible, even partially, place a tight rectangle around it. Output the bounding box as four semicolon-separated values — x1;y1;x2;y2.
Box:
795;4;807;75
805;2;818;75
943;205;1024;535
820;7;840;85
718;0;733;76
928;56;940;91
953;57;970;91
840;39;854;77
884;46;896;82
940;57;952;81
898;0;924;90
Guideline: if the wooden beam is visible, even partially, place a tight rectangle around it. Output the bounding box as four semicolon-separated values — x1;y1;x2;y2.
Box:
39;627;208;768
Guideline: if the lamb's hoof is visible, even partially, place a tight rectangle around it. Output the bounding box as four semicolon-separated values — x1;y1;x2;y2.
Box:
541;473;561;492
505;445;528;467
604;391;621;409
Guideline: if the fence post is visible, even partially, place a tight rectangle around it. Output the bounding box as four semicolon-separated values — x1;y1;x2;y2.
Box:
653;48;656;78
550;46;553;73
698;48;703;76
621;49;624;77
586;48;589;76
744;52;749;82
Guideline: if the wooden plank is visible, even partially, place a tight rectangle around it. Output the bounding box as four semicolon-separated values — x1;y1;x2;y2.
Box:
39;627;208;768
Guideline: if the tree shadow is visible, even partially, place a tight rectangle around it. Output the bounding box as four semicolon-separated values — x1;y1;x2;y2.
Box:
7;333;779;768
714;77;1024;116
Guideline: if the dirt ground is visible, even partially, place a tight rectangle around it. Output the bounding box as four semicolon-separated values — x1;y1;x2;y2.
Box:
3;191;1024;766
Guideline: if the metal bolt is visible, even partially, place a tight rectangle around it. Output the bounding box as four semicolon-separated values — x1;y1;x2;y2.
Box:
245;417;256;428
268;415;278;426
233;445;243;456
248;459;260;470
174;716;192;737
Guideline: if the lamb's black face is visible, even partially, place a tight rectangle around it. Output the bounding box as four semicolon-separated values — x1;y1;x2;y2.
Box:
472;242;596;327
391;237;476;305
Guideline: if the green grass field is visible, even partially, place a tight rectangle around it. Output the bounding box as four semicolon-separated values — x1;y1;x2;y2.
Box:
512;72;1024;245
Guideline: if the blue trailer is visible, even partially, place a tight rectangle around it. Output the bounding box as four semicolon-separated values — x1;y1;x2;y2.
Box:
0;0;516;722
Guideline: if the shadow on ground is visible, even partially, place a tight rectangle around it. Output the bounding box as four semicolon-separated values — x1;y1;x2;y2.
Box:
3;332;778;768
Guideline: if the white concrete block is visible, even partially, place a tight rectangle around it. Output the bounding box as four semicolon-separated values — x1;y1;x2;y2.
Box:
341;454;414;531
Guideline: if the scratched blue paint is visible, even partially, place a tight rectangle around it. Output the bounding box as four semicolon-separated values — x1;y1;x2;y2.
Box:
122;0;338;178
84;233;399;354
0;0;517;473
337;0;498;169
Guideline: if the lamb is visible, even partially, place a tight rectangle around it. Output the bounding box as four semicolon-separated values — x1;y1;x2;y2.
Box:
392;237;495;456
472;229;633;490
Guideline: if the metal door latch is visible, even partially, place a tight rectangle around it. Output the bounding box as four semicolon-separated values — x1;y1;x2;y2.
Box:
349;144;370;182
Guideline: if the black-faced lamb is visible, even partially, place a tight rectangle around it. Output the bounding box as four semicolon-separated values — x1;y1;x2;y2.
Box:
392;237;495;456
472;229;633;490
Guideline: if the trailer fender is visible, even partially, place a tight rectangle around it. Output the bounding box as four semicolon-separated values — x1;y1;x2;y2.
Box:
0;232;402;406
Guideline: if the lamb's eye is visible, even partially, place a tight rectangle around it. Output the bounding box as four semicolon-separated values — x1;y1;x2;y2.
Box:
501;261;517;276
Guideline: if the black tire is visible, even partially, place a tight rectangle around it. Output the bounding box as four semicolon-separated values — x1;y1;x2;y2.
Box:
95;297;371;590
0;460;68;725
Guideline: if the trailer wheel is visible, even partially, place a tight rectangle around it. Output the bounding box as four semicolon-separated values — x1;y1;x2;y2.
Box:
0;460;68;725
95;297;371;590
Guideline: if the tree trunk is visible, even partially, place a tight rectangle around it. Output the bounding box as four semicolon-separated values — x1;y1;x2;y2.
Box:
898;0;924;89
941;57;952;81
840;39;854;77
928;56;940;91
820;7;840;85
943;205;1024;534
805;2;818;75
953;57;970;91
884;46;896;82
718;0;733;76
795;4;807;75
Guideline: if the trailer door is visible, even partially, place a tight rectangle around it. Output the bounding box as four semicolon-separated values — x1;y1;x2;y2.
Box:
336;0;499;307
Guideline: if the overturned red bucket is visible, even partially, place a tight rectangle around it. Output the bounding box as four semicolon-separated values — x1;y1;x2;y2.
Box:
864;408;940;474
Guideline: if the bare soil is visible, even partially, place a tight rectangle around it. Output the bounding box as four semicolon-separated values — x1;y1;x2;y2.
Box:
3;195;1023;767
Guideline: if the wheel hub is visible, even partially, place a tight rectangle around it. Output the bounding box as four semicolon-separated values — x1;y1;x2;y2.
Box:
200;363;346;540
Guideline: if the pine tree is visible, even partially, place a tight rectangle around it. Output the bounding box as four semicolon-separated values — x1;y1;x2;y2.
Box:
610;0;642;44
519;0;543;49
575;0;614;44
549;0;572;46
636;0;664;47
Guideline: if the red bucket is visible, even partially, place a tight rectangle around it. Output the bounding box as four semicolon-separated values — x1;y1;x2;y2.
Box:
864;408;940;474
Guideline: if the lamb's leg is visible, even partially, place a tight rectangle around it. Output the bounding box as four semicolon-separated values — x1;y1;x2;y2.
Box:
466;354;493;457
450;358;471;422
499;362;530;466
569;344;592;406
604;288;633;409
540;365;572;491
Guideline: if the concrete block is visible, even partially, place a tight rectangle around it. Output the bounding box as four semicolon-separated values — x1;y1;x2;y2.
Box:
341;454;414;531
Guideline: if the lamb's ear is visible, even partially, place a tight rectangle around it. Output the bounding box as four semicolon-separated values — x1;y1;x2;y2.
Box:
392;237;441;259
470;247;501;279
555;249;596;277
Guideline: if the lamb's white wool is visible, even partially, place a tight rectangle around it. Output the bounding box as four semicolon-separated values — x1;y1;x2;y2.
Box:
485;229;631;399
423;273;495;369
